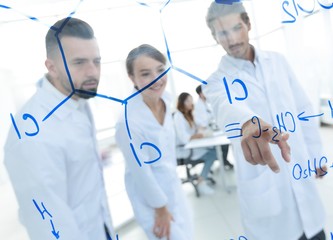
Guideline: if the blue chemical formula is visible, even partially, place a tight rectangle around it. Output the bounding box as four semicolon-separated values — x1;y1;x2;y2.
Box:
282;0;333;23
221;76;332;141
215;0;242;5
33;199;60;239
33;199;120;239
227;236;248;240
1;0;208;169
292;156;333;180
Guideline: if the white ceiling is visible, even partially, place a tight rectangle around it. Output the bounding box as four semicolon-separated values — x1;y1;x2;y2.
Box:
0;0;196;24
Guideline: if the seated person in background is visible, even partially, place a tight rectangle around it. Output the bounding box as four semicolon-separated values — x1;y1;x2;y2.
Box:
173;92;217;195
194;85;234;170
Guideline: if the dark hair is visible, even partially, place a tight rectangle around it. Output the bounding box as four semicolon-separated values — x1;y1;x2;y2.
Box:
195;85;202;95
126;44;166;76
46;17;95;58
177;92;194;128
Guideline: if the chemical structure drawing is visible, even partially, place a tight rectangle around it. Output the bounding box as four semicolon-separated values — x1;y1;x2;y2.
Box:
33;199;60;239
1;0;227;169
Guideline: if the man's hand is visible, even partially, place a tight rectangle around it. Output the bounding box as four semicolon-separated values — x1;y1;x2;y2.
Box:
153;206;174;239
241;118;291;173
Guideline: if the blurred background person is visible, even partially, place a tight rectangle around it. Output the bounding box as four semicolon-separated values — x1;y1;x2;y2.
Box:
194;85;233;170
115;44;193;240
4;18;114;240
173;92;217;196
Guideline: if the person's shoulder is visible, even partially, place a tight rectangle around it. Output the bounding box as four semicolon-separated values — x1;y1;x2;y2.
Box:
206;55;237;83
172;110;182;119
259;49;287;62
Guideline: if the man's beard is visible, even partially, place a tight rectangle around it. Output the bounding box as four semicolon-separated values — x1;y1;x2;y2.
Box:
75;87;98;99
75;79;99;99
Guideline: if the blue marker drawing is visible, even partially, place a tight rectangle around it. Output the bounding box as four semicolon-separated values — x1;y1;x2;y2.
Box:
32;199;53;220
107;233;120;240
22;113;40;137
2;0;210;168
10;113;22;140
328;100;333;118
220;78;326;141
222;77;248;104
251;116;262;138
224;107;325;141
50;219;60;239
225;122;242;139
297;111;324;121
226;235;248;240
10;113;40;138
292;156;329;180
282;0;333;24
215;0;242;5
297;0;316;14
317;0;333;9
33;199;60;239
276;111;296;133
138;2;207;85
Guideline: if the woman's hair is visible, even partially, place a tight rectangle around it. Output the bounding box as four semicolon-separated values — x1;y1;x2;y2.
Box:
177;92;195;128
126;44;166;76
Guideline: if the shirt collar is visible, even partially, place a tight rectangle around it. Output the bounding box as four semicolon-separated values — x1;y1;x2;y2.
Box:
221;45;267;75
38;75;87;120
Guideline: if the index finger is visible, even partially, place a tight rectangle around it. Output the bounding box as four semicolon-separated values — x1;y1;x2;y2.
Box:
257;139;280;173
270;131;291;163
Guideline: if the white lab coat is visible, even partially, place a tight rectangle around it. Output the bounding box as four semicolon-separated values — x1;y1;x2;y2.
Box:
203;48;325;240
4;77;113;240
115;92;193;240
193;98;214;128
173;110;209;160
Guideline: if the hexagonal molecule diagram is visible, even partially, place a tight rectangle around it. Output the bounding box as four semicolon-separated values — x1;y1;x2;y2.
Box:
0;0;239;239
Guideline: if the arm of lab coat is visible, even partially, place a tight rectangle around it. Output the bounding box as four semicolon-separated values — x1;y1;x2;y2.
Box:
172;112;192;144
115;121;168;209
4;139;90;240
203;71;256;132
283;56;324;158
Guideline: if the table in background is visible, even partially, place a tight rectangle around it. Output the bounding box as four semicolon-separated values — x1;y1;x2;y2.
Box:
185;130;236;193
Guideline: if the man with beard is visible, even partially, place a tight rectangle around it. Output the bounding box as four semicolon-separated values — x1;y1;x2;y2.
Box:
4;18;114;240
203;2;326;240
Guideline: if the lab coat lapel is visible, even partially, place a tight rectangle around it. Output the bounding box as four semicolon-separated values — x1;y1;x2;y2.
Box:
256;51;281;125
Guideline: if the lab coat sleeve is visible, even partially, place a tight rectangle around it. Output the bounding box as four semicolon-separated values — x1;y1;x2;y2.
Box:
4;139;90;240
115;121;168;209
172;112;192;145
203;70;257;134
283;56;324;158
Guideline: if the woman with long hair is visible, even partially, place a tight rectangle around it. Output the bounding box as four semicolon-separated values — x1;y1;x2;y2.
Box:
173;92;217;195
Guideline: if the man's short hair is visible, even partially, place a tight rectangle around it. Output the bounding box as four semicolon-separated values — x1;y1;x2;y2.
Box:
206;2;249;38
45;18;95;58
196;85;202;95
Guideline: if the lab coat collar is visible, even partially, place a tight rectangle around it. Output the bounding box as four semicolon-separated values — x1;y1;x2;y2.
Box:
130;87;171;106
220;45;270;76
37;75;87;120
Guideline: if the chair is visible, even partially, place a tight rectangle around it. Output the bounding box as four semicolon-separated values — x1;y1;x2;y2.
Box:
177;145;216;197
